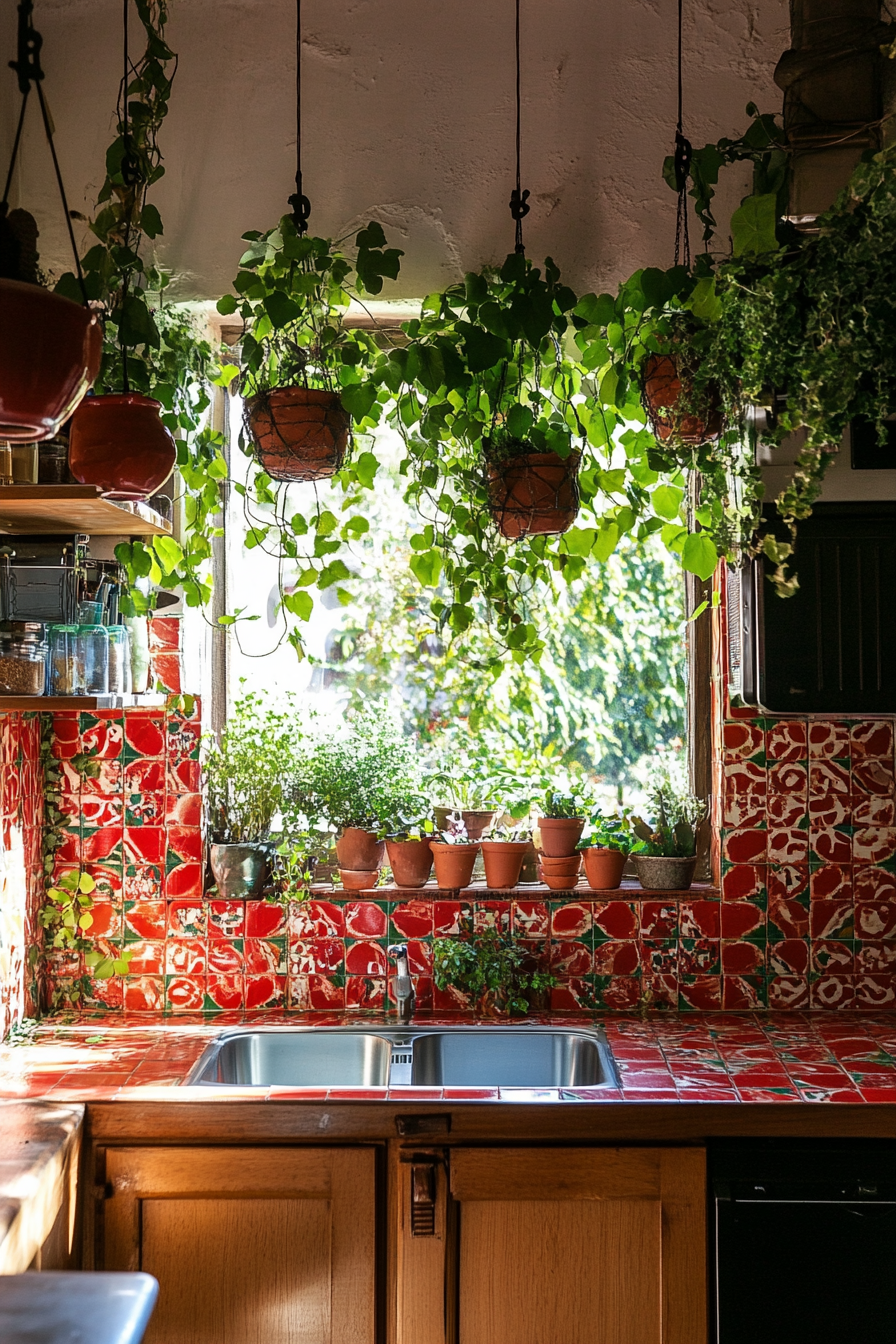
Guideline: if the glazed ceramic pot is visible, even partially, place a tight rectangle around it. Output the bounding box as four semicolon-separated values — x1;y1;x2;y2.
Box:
385;837;434;889
480;840;529;889
68;393;177;498
431;842;480;890
339;868;379;891
335;827;384;873
487;450;580;539
642;353;723;446
209;842;267;900
582;847;626;891
632;853;697;892
246;387;350;482
538;816;586;857
0;279;102;440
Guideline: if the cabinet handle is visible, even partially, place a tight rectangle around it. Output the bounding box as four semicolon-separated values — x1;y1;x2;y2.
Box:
410;1161;437;1237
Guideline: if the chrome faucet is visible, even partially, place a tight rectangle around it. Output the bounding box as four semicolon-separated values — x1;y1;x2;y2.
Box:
387;943;415;1023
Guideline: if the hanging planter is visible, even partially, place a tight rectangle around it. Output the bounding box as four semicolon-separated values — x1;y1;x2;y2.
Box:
641;350;722;447
68;393;176;499
245;386;350;482
487;446;581;540
0;281;102;442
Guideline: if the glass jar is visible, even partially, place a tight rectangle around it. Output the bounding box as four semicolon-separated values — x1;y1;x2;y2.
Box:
0;621;47;695
0;441;12;485
47;624;86;695
77;610;110;696
37;435;73;485
10;442;38;484
107;624;130;695
124;614;151;694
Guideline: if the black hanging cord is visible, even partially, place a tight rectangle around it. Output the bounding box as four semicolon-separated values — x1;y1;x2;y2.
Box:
287;0;311;233
2;1;89;302
673;0;691;268
508;0;529;254
119;0;133;392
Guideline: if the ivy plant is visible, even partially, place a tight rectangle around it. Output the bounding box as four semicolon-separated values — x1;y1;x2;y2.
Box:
432;924;555;1016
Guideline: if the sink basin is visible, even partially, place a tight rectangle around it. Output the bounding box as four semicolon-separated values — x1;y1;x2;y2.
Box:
188;1030;393;1087
410;1029;608;1088
186;1025;618;1090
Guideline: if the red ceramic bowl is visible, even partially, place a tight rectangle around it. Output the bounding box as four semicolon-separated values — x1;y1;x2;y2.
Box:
0;280;101;441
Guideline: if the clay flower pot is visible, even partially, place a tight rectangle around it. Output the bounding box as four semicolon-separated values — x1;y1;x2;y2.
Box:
335;827;384;872
582;847;626;891
434;807;496;840
480;840;529;889
68;393;177;499
539;853;582;875
642;353;722;447
0;279;102;441
339;868;378;891
518;840;539;883
209;842;267;900
542;869;581;891
487;450;580;539
632;853;697;892
385;837;434;889
538;816;586;857
431;841;480;890
245;387;350;482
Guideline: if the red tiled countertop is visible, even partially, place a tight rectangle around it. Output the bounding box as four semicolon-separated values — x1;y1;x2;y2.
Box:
1;1012;895;1104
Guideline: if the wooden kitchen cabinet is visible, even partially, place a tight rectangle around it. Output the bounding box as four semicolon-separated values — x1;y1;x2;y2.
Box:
99;1146;378;1344
397;1145;706;1344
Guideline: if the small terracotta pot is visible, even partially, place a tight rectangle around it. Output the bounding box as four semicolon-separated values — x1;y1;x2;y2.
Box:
0;279;102;441
582;847;626;890
339;868;378;891
246;387;350;482
431;842;480;890
385;837;434;889
480;840;529;889
538;817;586;857
642;353;723;446
518;840;539;883
539;852;583;871
487;451;580;539
433;807;496;840
542;869;582;891
335;827;384;872
632;854;697;892
68;393;177;499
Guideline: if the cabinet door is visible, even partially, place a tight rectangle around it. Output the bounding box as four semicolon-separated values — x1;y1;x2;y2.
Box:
102;1146;377;1344
449;1147;705;1344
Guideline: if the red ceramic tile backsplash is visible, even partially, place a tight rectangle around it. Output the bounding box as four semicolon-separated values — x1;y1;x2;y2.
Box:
0;712;43;1039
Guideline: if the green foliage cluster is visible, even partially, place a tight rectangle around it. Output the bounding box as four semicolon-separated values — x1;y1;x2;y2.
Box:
632;763;705;858
203;693;299;843
432;925;555;1016
540;789;587;820
579;810;634;854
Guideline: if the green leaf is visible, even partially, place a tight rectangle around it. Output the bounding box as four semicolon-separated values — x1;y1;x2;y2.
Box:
282;590;314;621
318;559;352;589
681;531;719;580
152;534;184;575
731;192;779;256
592;521;619;562
263;290;302;328
461;325;509;373
353;451;380;488
506;403;534;438
573;292;615;326
687;276;722;322
216;294;238;316
409;549;443;588
140;203;164;238
651;484;685;520
340;382;377;422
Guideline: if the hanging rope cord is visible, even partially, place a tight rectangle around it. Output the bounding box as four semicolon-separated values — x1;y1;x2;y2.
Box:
673;0;692;268
508;0;529;253
119;0;135;392
2;0;88;303
288;0;311;233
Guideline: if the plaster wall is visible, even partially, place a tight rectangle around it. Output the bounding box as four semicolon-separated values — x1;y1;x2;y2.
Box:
2;0;787;301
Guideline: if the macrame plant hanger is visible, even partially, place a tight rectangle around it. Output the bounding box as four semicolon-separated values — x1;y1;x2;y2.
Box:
508;0;529;254
672;0;691;269
1;0;88;301
288;0;311;234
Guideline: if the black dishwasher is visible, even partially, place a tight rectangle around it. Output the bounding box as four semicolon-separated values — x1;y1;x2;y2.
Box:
711;1140;896;1344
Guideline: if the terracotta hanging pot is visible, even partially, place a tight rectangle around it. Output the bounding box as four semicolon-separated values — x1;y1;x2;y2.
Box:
335;827;384;873
487;450;580;539
480;840;529;889
68;393;177;499
642;352;723;446
582;847;626;891
537;816;586;857
0;280;102;441
431;842;480;890
245;386;350;482
385;837;434;889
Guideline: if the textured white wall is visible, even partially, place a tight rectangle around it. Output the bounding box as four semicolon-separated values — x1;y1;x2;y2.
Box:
2;0;788;301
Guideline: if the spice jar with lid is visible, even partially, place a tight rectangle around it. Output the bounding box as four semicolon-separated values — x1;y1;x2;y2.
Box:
47;624;86;695
0;621;48;695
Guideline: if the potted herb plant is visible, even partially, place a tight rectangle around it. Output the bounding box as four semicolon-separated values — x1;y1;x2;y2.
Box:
537;789;588;856
480;821;532;889
384;804;436;889
426;762;498;840
485;430;581;539
218;219;401;482
579;811;633;891
432;925;555;1017
430;813;480;890
631;772;706;892
202;694;296;899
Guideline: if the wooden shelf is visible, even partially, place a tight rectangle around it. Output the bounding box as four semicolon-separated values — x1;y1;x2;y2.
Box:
0;694;168;711
0;486;172;537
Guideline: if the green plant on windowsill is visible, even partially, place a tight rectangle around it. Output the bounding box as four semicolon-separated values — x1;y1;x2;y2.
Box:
383;803;436;842
540;788;588;820
267;832;331;904
433;925;555;1017
578;810;634;854
288;714;422;837
631;782;705;859
202;694;297;845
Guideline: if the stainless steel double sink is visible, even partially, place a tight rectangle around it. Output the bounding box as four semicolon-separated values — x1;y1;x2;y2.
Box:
185;1024;619;1090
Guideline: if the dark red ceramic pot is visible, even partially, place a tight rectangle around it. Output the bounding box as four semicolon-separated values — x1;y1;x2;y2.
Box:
0;279;102;441
68;393;177;499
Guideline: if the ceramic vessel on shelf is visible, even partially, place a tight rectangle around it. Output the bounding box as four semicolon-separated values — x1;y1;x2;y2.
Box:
582;847;626;890
431;842;480;889
384;837;434;889
210;842;267;900
0;280;101;441
335;827;384;873
339;868;378;891
480;840;529;888
538;816;586;857
68;393;176;499
632;853;697;892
